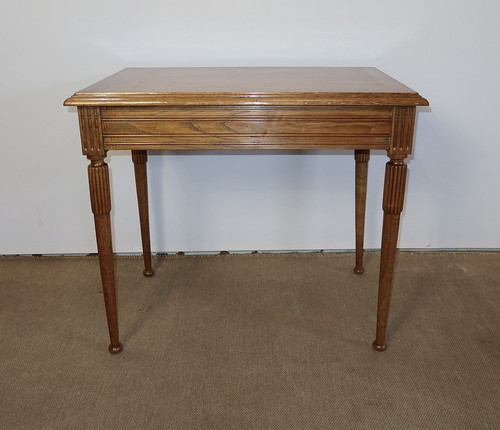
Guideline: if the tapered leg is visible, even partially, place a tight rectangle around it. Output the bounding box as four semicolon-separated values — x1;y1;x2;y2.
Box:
353;150;370;274
88;156;122;354
132;150;154;277
373;158;407;352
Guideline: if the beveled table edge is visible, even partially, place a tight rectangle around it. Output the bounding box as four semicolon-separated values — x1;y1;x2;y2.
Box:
64;92;429;107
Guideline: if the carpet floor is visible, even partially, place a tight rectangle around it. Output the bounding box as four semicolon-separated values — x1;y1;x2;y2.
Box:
0;252;499;429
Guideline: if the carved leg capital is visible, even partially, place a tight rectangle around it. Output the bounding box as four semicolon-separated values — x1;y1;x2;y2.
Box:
354;149;370;163
132;149;148;165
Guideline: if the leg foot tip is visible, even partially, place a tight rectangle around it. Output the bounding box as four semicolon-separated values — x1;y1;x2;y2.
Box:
108;343;123;354
353;266;364;275
372;341;387;352
143;269;154;277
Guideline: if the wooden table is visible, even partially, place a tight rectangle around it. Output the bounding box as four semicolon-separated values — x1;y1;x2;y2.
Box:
64;67;428;353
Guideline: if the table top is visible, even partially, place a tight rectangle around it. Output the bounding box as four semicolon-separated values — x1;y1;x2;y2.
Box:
64;67;428;107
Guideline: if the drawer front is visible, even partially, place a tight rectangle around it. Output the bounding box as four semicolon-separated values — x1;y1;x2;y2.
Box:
101;106;393;150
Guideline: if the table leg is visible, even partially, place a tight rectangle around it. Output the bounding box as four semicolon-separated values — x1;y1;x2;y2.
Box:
373;158;407;352
132;150;154;277
88;156;123;354
353;150;370;274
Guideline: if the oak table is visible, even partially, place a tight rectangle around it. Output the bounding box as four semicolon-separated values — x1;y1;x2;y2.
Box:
64;67;428;354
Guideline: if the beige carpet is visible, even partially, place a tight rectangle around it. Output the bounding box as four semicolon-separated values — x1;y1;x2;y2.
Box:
0;252;499;429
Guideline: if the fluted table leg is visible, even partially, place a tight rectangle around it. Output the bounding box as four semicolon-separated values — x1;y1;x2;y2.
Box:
373;158;407;351
132;150;154;277
353;150;370;274
88;156;122;354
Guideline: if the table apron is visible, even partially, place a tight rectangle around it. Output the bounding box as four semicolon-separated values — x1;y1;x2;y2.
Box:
100;106;393;151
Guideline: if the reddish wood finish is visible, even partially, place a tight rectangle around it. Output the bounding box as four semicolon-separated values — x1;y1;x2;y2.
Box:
65;68;428;354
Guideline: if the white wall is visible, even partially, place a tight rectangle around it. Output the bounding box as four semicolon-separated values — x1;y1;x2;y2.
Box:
1;1;499;254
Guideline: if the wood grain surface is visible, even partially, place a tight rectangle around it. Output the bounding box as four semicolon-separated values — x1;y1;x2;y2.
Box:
65;67;429;106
